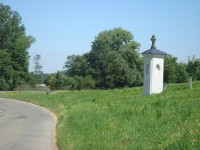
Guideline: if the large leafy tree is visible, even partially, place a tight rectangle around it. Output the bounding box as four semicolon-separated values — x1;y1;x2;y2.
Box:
65;28;142;89
88;28;142;88
0;3;34;90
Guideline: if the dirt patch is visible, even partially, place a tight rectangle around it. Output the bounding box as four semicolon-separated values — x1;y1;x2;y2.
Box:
49;110;58;150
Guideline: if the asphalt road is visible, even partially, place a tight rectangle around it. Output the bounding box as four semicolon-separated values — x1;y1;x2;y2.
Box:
0;98;54;150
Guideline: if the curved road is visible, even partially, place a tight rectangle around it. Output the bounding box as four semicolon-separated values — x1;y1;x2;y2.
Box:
0;98;55;150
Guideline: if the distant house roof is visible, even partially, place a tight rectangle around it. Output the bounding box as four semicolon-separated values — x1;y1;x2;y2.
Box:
141;48;167;55
141;35;167;56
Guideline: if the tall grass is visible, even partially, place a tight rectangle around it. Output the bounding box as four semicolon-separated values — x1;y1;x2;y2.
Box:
1;82;200;150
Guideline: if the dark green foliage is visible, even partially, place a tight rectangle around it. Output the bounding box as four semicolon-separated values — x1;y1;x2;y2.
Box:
44;72;65;90
0;49;13;90
0;3;34;90
65;54;90;77
164;54;200;83
105;51;135;88
65;28;143;89
176;63;188;83
164;55;178;83
88;28;142;88
164;55;189;83
45;72;95;91
187;56;200;80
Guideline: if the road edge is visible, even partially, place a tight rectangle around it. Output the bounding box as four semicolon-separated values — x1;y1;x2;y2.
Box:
48;107;58;150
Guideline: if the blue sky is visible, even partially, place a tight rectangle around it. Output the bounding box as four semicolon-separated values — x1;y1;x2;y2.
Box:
1;0;200;73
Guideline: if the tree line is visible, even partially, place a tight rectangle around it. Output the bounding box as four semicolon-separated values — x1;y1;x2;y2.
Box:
0;3;199;91
45;28;200;90
0;3;34;90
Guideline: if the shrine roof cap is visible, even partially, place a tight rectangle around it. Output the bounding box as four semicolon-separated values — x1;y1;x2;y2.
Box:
141;35;167;56
141;48;167;55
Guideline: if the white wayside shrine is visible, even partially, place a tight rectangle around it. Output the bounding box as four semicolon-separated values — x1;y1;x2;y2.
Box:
142;35;167;96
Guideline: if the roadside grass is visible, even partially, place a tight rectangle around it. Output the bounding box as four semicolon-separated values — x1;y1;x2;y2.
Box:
0;82;200;150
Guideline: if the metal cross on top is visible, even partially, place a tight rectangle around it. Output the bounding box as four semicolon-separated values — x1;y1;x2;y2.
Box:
151;35;156;49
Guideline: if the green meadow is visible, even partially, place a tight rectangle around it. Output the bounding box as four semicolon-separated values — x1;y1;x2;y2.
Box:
1;82;200;150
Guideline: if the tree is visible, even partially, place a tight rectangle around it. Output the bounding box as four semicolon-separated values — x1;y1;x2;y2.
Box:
164;55;178;83
0;49;13;90
120;44;143;86
89;28;142;88
65;54;90;77
187;56;200;81
33;54;43;84
0;3;35;90
176;63;188;83
44;74;56;91
55;71;65;90
105;51;135;88
65;28;142;89
64;75;95;90
83;75;95;89
164;54;189;83
44;72;67;90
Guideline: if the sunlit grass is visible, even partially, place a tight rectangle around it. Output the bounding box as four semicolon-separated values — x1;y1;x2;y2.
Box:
1;82;200;149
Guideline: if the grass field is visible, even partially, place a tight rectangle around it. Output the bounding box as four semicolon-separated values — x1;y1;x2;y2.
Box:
1;82;200;150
